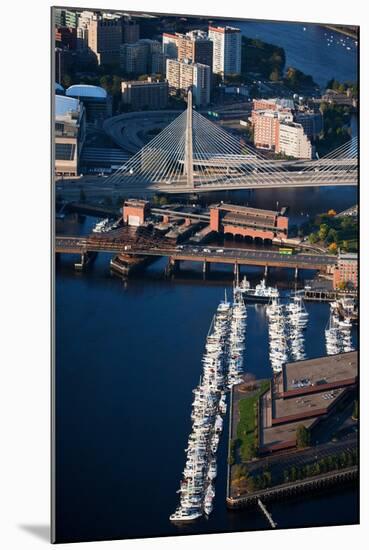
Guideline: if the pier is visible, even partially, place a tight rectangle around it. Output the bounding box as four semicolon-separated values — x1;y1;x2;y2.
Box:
257;498;277;528
227;467;358;508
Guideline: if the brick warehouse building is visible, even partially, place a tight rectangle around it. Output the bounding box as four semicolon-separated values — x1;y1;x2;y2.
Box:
209;204;288;241
122;199;149;226
333;252;358;290
259;351;357;453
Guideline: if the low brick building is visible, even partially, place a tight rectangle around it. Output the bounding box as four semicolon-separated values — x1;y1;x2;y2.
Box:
123;199;150;226
209;203;288;241
259;351;357;453
333;252;358;290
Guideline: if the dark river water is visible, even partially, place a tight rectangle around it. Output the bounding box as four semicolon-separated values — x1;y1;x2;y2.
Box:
222;19;358;88
55;185;358;543
55;18;358;544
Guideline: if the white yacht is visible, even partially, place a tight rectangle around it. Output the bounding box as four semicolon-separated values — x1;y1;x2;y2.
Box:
237;277;279;302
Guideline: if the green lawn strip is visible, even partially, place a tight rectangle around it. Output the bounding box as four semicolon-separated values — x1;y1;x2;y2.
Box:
236;380;270;462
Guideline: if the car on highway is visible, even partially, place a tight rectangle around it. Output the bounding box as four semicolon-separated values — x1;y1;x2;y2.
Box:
216;249;224;253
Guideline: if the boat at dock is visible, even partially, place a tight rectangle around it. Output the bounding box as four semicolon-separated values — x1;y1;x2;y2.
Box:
236;276;279;303
170;288;248;522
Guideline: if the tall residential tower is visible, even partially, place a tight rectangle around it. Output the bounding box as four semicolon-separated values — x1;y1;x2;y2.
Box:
208;25;241;77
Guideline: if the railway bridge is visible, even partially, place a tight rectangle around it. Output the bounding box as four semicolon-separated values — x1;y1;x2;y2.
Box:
55;236;337;277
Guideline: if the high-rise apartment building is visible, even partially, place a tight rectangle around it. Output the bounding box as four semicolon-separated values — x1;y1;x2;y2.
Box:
54;8;78;28
55;26;77;50
162;31;213;71
120;39;164;75
295;111;323;139
252;110;281;151
208;25;241;76
87;15;123;65
122;20;140;44
76;11;94;50
162;33;179;59
192;63;211;106
277;122;313;159
166;59;211;106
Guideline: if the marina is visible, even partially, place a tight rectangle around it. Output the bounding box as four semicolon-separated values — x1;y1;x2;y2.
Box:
325;305;354;356
170;289;247;522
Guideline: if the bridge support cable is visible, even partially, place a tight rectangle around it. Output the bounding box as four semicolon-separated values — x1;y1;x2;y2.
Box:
102;95;357;191
302;137;357;184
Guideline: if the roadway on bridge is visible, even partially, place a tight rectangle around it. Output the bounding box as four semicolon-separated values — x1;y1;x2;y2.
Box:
55;237;336;268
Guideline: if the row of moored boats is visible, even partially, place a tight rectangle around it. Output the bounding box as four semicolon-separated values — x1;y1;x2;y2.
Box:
266;293;309;373
170;289;247;523
325;303;354;355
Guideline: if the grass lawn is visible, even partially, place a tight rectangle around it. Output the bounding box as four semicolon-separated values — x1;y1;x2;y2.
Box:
236;380;270;461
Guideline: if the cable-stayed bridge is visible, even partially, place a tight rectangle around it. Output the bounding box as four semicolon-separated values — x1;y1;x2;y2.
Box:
105;91;357;194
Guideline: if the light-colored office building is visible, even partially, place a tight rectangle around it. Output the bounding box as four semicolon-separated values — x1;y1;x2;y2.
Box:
208;25;241;76
277;121;312;159
166;59;211;106
55;95;86;177
121;78;168;109
76;11;95;50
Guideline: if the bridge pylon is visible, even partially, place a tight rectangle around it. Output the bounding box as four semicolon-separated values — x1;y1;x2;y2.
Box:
184;89;194;188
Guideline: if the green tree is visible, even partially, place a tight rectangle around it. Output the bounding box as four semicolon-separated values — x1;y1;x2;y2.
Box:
326;228;338;243
290;466;297;481
61;73;73;88
308;232;319;244
262;470;272;488
340;451;348;468
296;425;311;448
319;223;330;241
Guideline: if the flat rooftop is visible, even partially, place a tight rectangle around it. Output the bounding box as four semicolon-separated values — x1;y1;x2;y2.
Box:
222;212;277;230
262;417;316;447
283;351;357;394
124;199;149;207
213;203;279;218
274;387;345;421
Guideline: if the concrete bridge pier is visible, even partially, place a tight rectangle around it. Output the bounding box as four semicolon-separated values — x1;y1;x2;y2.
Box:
203;260;210;279
166;257;180;277
74;251;97;271
234;263;240;280
294;266;299;279
264;265;268;278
